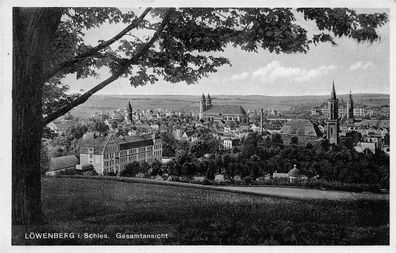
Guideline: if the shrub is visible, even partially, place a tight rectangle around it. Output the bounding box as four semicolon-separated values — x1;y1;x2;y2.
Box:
135;172;146;178
168;175;180;182
58;168;80;175
140;161;150;174
242;176;254;184
202;178;213;185
150;160;162;176
82;170;98;176
120;161;140;177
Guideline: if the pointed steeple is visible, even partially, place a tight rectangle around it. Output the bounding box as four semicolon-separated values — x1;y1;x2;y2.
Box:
349;91;352;99
331;81;336;100
128;102;133;123
201;93;206;101
207;93;211;100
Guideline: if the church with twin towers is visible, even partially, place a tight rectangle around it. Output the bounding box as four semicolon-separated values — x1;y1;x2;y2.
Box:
199;94;249;124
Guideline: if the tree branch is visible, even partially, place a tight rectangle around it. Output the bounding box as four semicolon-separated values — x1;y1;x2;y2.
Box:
42;7;152;82
42;9;172;126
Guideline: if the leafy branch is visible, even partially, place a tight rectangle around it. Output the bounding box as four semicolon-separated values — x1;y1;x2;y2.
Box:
42;9;172;126
42;7;152;82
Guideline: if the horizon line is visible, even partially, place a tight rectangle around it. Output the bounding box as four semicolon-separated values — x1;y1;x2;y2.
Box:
92;92;390;97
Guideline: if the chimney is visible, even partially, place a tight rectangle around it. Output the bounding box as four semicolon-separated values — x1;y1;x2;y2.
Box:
260;108;264;133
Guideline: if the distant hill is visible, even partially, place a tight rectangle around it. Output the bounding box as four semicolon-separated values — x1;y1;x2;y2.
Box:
69;93;390;118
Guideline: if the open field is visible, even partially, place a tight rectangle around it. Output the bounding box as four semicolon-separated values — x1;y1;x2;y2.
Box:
69;93;389;118
13;177;389;245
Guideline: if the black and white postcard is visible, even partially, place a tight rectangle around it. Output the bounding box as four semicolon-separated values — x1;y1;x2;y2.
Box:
0;0;394;251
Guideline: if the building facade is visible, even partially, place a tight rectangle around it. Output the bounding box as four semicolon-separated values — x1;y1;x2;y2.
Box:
80;133;162;175
346;91;354;119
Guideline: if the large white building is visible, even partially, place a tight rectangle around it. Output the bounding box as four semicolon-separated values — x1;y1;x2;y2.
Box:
79;133;162;175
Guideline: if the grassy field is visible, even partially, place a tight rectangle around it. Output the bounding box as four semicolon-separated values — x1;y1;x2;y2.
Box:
13;177;389;245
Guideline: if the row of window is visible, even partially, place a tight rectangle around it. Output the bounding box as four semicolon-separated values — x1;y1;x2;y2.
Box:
104;167;119;174
104;153;116;159
106;146;117;153
117;146;154;156
104;160;116;166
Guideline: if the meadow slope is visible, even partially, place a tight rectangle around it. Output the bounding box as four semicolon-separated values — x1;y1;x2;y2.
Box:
12;177;389;245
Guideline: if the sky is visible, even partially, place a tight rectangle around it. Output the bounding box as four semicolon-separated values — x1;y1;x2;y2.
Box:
64;8;390;97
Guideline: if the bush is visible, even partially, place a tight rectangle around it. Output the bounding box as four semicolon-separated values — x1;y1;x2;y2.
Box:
120;161;140;177
140;161;150;174
58;168;81;175
242;176;254;184
82;170;98;176
202;178;213;185
135;172;146;178
150;160;162;176
168;175;180;182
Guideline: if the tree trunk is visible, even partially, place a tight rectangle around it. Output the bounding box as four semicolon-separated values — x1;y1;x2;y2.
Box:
12;8;62;225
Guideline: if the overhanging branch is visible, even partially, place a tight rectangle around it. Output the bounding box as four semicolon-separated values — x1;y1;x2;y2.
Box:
42;7;152;82
42;9;172;126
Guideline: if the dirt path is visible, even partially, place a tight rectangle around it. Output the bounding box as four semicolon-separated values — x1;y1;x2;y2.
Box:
54;175;389;202
217;186;389;201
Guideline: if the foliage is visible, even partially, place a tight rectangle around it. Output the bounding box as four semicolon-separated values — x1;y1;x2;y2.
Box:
57;168;81;175
150;159;162;176
160;133;177;157
139;161;150;174
290;136;299;145
190;141;210;158
37;7;388;125
88;119;109;134
120;161;141;177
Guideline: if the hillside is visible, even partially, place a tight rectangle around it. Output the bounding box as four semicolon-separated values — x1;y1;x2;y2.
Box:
12;177;389;245
69;93;390;118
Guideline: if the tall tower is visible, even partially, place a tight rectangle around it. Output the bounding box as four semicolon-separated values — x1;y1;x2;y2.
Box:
128;102;133;123
206;93;212;109
326;82;339;145
199;94;206;120
346;91;354;120
260;108;264;133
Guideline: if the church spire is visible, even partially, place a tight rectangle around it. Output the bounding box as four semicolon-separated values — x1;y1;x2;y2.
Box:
327;81;339;145
128;102;133;123
331;81;336;100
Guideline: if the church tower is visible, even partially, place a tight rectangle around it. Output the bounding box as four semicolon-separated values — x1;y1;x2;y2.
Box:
128;102;133;123
346;91;354;120
199;94;206;120
326;82;339;145
206;93;212;109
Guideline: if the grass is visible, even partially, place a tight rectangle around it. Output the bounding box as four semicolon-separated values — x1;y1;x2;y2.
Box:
13;177;389;245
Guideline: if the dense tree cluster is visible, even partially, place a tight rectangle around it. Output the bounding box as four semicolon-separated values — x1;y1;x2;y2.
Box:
155;132;389;188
